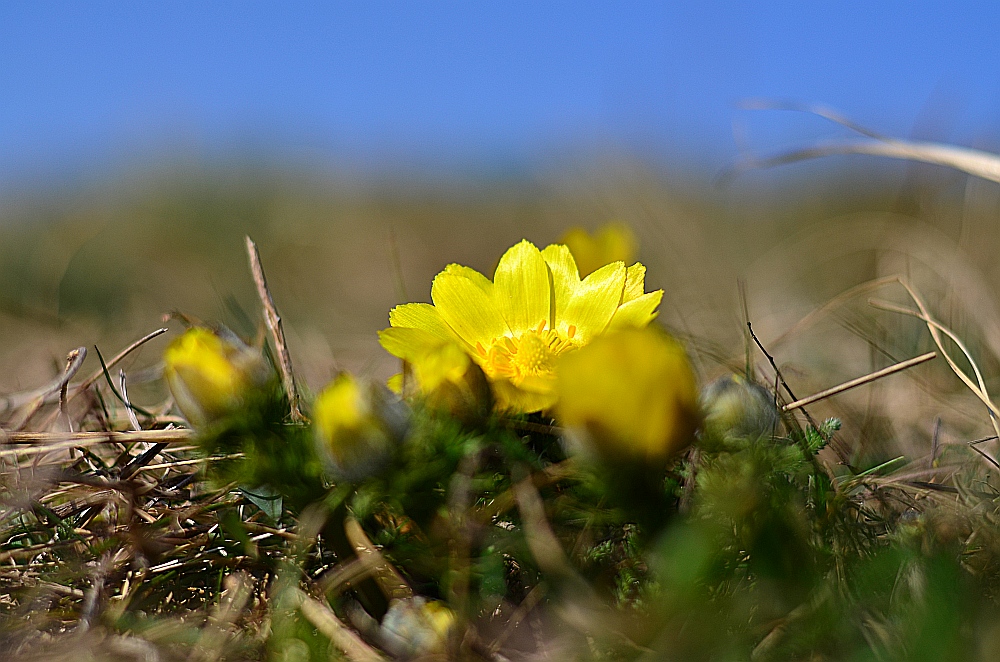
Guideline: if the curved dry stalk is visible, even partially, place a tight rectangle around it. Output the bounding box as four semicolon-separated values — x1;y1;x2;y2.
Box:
4;347;87;430
768;275;901;352
867;276;1000;459
728;139;1000;185
295;588;386;662
26;328;171;432
343;517;412;601
868;299;1000;423
726;101;1000;184
737;99;894;141
72;328;169;399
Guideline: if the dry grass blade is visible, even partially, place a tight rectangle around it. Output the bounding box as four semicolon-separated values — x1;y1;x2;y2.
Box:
344;517;412;601
69;328;169;401
488;584;546;655
737;99;893;141
477;459;577;524
0;429;195;460
315;555;384;597
728;140;1000;184
768;276;901;352
4;347;87;430
869;276;1000;460
726;101;1000;184
513;475;576;582
869;297;1000;421
118;370;141;432
782;351;936;412
245;235;304;423
295;588;386;662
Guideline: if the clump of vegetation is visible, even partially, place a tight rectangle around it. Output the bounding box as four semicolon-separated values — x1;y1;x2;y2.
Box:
5;167;1000;661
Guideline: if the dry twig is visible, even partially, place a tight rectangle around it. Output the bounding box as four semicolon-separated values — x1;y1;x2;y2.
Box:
245;236;304;423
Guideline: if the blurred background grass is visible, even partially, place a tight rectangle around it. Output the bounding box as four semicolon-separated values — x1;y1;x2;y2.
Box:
4;152;1000;470
5;2;1000;470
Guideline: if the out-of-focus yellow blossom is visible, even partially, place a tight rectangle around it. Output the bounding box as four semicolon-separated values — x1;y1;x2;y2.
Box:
387;338;493;423
701;374;780;440
313;373;407;482
163;327;269;427
561;222;637;277
379;596;455;658
379;239;663;413
555;327;699;462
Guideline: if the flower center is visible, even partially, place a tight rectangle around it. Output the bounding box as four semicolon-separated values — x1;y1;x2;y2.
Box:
476;320;577;385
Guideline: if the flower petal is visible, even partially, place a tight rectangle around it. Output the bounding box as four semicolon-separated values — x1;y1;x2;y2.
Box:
492;378;559;413
493;240;552;334
379;327;446;362
622;263;646;303
541;244;580;326
555;328;697;460
431;267;508;347
389;303;456;342
609;290;663;329
558;262;627;342
442;263;494;295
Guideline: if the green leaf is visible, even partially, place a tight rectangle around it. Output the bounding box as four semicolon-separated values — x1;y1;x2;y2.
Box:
241;484;283;521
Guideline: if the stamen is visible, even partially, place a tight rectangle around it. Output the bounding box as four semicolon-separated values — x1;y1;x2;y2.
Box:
504;337;518;353
476;342;487;357
567;325;577;339
536;319;547;334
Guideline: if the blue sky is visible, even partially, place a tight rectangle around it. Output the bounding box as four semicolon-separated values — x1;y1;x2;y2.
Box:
3;2;1000;183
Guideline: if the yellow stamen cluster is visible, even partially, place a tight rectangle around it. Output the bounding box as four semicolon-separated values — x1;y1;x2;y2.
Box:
476;320;577;385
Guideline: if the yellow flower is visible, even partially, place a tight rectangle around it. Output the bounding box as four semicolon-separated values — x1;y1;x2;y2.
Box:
380;596;455;657
555;327;699;462
393;340;494;423
379;239;663;413
561;222;637;277
163;327;269;426
313;373;407;481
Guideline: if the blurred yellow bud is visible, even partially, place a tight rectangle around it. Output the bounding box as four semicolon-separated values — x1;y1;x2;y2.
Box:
407;341;493;423
555;327;699;463
379;596;455;658
313;373;408;482
561;222;637;277
701;374;780;440
163;327;270;427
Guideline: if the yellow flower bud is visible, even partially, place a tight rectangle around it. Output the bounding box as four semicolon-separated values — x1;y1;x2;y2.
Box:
700;374;780;440
163;327;269;427
313;373;407;482
555;327;699;463
403;340;494;423
561;222;637;277
378;596;455;658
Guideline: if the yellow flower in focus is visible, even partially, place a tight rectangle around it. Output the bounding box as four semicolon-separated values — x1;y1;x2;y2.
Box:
561;222;637;277
163;327;269;427
379;239;663;413
555;327;699;462
313;373;407;481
